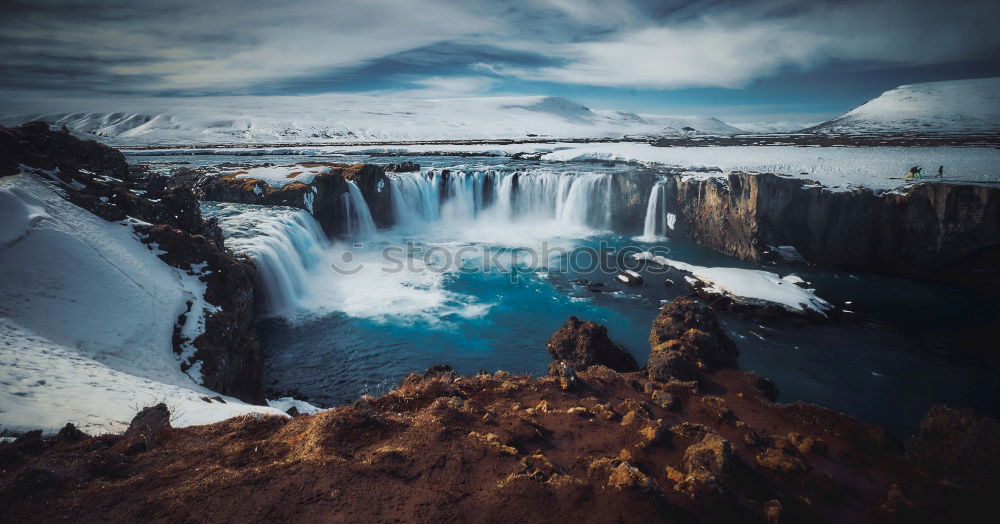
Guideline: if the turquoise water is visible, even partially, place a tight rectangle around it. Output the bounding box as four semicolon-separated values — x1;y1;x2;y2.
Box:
149;152;999;439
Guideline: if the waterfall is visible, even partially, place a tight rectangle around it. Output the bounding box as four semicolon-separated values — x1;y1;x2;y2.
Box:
342;180;377;237
202;202;328;317
389;171;439;227
641;181;666;240
386;169;617;230
555;173;613;229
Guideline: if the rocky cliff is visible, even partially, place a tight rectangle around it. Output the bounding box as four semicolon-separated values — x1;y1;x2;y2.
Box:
1;296;995;522
0;122;265;403
177;162;395;236
663;172;1000;287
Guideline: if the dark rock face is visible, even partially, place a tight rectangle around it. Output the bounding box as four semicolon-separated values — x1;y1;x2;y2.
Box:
190;166;350;237
608;170;657;232
0;122;265;404
341;164;393;229
188;162;397;236
647;297;739;382
385;161;420;173
138;224;264;404
664;172;1000;287
546;316;639;373
905;405;1000;490
0;122;128;181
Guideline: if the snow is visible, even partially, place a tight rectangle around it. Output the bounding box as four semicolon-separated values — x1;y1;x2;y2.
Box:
235;164;331;189
539;143;1000;190
135;141;1000;190
728;121;823;133
172;262;220;384
807;77;1000;135
635;252;832;315
1;94;741;146
267;397;325;415
0;172;285;434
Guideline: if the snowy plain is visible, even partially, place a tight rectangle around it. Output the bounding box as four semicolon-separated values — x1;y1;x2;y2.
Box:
134;142;1000;191
0;172;287;434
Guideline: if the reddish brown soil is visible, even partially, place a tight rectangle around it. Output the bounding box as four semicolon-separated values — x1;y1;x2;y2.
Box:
0;362;988;523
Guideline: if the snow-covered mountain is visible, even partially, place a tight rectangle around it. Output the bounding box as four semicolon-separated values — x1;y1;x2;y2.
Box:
2;95;742;146
804;77;1000;135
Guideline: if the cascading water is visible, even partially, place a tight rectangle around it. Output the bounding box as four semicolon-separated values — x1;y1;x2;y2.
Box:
555;173;613;229
201;202;328;316
342;181;377;237
389;171;439;226
387;169;615;230
641;181;667;240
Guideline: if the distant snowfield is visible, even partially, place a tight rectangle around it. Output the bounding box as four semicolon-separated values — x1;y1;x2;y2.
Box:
134;142;1000;190
0;173;285;434
537;143;1000;190
2;94;741;146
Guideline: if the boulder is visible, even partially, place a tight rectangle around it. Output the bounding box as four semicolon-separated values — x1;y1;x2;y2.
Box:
683;432;733;480
384;161;420;172
905;404;1000;490
56;423;87;443
117;403;171;453
647;297;739;382
674;432;734;505
546;317;639;373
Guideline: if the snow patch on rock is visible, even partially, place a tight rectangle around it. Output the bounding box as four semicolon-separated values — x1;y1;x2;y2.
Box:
635;252;832;315
235;164;330;189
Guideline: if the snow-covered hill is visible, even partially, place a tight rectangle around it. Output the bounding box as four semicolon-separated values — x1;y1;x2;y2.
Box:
0;171;285;433
1;95;741;146
805;77;1000;135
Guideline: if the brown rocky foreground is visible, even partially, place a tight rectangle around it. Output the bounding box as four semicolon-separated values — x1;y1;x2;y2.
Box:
2;298;996;523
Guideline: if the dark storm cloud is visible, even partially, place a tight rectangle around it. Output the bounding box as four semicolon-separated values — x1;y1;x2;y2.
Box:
0;0;997;96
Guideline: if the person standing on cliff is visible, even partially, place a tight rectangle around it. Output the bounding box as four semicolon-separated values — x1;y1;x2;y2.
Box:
937;165;943;178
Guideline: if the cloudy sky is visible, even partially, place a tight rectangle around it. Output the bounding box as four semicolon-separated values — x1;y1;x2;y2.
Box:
2;0;998;124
